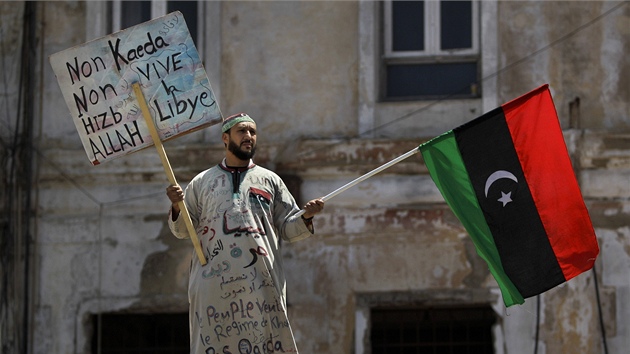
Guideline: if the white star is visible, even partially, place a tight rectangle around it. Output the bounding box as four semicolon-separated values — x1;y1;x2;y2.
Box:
497;191;513;207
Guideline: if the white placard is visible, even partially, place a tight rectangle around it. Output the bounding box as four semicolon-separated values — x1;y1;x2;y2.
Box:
50;11;222;165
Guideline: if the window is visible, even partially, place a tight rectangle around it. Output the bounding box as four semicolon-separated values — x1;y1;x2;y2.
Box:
166;1;199;44
110;1;201;49
370;306;496;354
92;313;188;353
382;1;480;100
118;1;152;30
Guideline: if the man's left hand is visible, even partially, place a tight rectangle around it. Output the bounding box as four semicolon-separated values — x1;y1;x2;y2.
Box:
302;198;325;219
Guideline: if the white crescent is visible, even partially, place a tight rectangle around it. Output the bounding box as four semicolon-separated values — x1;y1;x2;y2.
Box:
484;170;518;197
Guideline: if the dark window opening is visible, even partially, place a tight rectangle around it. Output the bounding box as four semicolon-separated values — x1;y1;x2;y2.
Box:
167;1;198;44
385;62;479;100
116;1;198;45
392;1;425;51
440;1;473;50
92;313;188;354
371;305;496;354
121;1;152;29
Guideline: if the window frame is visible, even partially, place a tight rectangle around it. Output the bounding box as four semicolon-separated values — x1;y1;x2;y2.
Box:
354;291;503;354
357;0;498;139
381;0;481;101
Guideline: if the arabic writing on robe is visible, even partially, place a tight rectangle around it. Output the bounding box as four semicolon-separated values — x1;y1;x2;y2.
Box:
169;160;312;353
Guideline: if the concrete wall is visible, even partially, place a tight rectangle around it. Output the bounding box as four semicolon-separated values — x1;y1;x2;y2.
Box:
1;1;627;353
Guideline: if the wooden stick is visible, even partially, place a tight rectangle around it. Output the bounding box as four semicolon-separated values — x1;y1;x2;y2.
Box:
132;83;207;265
296;147;420;217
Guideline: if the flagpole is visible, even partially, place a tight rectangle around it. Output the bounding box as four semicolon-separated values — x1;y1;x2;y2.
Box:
132;83;207;266
296;146;421;217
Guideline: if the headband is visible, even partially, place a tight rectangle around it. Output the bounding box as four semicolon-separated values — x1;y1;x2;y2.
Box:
222;113;256;133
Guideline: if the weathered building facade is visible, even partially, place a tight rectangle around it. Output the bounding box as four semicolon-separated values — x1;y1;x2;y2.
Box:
1;1;629;353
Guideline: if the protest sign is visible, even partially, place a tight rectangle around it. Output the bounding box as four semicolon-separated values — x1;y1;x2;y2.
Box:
50;11;222;165
50;11;216;264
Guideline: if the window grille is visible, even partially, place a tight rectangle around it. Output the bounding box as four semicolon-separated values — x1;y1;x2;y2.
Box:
370;305;496;354
92;313;189;354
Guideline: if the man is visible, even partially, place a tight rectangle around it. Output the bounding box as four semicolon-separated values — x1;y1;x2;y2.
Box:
166;113;324;353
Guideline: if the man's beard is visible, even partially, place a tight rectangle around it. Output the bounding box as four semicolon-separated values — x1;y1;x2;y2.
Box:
228;139;256;161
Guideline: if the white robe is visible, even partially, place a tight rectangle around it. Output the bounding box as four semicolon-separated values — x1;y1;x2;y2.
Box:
169;159;312;354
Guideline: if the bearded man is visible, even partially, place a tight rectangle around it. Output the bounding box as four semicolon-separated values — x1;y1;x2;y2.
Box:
166;113;324;353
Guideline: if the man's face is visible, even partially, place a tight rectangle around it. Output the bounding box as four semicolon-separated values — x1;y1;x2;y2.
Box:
225;122;257;161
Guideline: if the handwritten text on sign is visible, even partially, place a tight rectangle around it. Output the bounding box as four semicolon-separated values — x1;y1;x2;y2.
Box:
50;11;222;165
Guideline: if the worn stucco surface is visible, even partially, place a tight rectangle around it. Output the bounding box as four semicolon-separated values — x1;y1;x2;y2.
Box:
3;1;627;353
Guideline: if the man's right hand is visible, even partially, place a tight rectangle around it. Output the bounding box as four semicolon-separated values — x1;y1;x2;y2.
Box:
166;184;184;218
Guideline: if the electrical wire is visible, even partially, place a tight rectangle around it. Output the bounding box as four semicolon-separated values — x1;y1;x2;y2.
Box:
534;295;540;354
592;264;609;354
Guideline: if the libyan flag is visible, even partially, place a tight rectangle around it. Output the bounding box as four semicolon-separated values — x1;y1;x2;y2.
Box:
419;84;599;307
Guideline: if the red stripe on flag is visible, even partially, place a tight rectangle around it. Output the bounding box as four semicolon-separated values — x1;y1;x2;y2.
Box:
502;85;598;281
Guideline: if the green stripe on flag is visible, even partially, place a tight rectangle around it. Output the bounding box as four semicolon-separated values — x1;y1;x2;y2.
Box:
419;132;524;306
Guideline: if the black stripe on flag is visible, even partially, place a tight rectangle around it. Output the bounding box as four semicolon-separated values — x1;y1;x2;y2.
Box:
453;107;566;297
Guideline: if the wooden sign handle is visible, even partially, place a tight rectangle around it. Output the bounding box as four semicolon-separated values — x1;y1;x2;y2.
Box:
132;83;207;265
